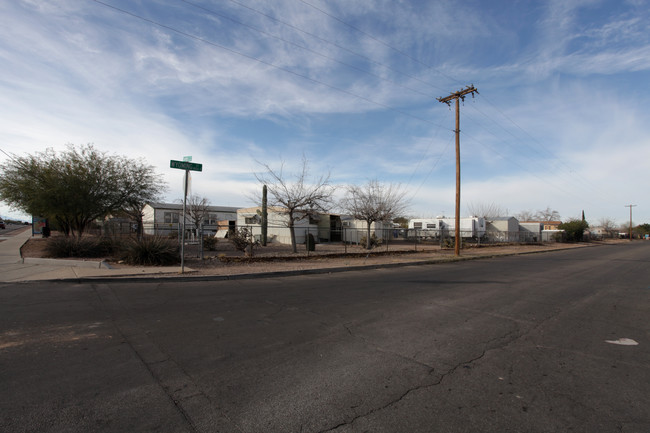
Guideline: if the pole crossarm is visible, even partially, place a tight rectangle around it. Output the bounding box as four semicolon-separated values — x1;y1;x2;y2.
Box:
437;85;478;105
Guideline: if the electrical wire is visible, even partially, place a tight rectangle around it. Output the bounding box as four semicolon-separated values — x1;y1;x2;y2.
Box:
91;0;449;131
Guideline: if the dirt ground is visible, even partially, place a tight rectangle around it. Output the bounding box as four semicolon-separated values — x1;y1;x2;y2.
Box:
19;233;599;277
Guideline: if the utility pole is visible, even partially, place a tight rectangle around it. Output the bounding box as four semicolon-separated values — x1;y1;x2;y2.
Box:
438;85;478;256
625;204;636;240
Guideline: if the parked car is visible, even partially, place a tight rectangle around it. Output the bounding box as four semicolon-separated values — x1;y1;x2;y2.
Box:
0;220;5;229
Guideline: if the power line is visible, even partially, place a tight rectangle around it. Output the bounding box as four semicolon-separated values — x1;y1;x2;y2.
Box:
287;1;598;199
296;0;460;85
221;0;449;93
180;0;442;101
93;0;597;210
90;0;448;130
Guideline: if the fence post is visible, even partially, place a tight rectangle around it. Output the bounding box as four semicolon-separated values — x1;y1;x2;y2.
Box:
199;223;204;260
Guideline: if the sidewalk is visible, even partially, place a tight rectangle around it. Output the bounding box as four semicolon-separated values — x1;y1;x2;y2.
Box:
0;228;186;283
1;227;595;284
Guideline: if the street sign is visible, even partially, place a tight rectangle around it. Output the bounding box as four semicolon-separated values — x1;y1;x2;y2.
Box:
170;160;202;172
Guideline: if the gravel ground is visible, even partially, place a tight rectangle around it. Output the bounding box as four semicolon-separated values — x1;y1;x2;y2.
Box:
20;233;597;277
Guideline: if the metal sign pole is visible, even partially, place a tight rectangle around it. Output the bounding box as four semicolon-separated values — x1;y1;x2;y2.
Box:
170;158;202;274
181;169;188;273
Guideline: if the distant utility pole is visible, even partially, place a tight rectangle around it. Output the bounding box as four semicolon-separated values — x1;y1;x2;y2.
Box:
438;85;478;256
625;204;636;240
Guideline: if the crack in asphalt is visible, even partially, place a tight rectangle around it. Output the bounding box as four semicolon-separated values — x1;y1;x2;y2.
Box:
320;325;524;433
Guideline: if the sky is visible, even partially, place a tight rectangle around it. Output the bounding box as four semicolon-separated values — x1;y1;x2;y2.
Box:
1;0;649;226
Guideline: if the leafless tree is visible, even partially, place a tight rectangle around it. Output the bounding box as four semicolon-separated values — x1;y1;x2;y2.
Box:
340;180;409;249
467;202;508;220
255;157;335;253
185;195;211;237
536;206;561;221
598;217;618;238
516;210;537;222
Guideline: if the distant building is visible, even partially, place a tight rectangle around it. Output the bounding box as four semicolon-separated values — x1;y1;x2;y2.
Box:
486;217;520;242
142;202;238;236
237;207;391;246
408;217;486;238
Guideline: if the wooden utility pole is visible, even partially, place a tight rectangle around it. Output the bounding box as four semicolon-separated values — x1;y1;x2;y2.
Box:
438;85;478;256
625;204;636;240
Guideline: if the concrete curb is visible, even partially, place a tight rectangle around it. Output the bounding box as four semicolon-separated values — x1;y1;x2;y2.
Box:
31;246;578;285
22;257;111;269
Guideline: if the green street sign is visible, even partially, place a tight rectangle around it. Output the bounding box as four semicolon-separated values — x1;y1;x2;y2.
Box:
170;160;202;172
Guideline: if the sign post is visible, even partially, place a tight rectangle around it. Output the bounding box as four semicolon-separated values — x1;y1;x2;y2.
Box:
170;159;203;273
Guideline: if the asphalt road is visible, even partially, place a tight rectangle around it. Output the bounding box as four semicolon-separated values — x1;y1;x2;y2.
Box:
1;243;649;432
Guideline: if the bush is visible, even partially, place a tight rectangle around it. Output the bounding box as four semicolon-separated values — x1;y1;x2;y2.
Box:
359;233;381;249
121;236;179;266
229;227;258;256
203;235;218;251
45;236;114;258
558;219;589;242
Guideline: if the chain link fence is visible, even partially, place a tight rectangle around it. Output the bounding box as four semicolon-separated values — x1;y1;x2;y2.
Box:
90;221;557;259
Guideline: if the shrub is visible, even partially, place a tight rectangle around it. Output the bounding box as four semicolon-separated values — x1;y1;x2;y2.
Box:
359;233;381;249
229;227;258;256
45;236;114;258
121;236;179;266
203;235;218;251
558;219;589;242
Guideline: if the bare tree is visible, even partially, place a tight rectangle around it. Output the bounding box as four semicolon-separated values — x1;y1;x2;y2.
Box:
340;180;409;249
598;217;618;238
516;210;537;222
467;202;508;220
255;157;335;253
185;195;211;237
536;206;561;221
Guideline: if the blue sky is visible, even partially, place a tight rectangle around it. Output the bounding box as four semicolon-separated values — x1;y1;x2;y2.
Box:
1;0;649;226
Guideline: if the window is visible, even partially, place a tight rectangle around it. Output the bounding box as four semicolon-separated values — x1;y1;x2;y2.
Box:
164;212;179;223
413;222;423;229
426;223;436;229
245;216;259;225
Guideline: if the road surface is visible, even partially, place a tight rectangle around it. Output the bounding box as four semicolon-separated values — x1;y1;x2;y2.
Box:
1;242;648;432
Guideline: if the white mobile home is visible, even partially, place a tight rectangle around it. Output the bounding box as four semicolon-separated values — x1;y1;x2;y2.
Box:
486;217;520;242
408;217;486;238
237;206;321;245
519;222;543;242
143;203;239;236
340;216;391;245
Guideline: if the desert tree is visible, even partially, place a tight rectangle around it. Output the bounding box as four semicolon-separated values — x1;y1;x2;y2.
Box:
467;202;508;220
516;210;537;221
119;169;167;239
597;217;618;238
254;156;335;253
0;144;166;238
339;180;409;249
185;195;211;237
536;206;561;221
